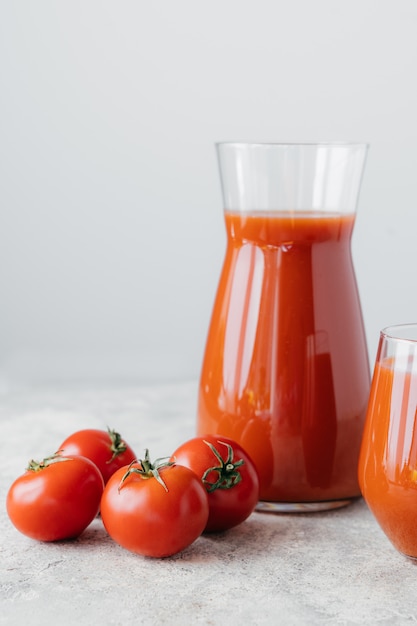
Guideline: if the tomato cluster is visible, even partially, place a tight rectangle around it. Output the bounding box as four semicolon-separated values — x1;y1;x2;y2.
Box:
6;428;260;558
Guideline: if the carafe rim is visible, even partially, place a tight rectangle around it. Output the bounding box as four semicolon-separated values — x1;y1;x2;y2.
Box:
216;141;369;148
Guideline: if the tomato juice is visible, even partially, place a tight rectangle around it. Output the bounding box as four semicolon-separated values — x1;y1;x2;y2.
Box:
359;358;417;558
197;211;370;504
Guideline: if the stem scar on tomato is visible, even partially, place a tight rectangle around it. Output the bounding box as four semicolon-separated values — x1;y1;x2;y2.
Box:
118;449;174;493
202;440;245;492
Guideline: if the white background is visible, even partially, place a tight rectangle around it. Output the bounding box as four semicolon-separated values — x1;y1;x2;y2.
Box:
1;0;416;387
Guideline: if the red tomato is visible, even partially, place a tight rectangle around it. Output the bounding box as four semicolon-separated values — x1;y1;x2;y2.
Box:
172;435;260;532
100;450;209;557
59;428;137;484
6;453;104;541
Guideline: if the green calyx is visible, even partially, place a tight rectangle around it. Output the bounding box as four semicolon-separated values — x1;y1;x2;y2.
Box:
202;440;245;493
107;428;128;464
26;452;70;472
118;449;174;493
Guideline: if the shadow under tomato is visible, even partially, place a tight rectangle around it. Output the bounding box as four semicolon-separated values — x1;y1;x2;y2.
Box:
169;514;287;562
50;517;110;547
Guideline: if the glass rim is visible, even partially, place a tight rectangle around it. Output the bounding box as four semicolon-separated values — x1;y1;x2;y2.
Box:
381;323;417;343
216;141;370;149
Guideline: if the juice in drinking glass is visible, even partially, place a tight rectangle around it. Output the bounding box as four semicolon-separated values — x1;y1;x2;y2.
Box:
359;324;417;558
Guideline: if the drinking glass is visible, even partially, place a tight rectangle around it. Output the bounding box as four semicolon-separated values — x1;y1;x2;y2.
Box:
359;324;417;558
197;142;370;512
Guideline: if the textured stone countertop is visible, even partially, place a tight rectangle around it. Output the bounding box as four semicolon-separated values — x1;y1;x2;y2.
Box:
1;382;416;626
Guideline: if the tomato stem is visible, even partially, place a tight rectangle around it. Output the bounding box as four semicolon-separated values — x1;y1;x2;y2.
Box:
201;440;245;492
118;449;174;493
26;452;71;472
107;428;128;464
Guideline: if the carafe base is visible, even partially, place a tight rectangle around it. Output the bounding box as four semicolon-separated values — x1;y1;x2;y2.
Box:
256;498;354;513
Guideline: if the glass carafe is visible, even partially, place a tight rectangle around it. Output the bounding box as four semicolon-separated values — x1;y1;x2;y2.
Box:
197;143;370;512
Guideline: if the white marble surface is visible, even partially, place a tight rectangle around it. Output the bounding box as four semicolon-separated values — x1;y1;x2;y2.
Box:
1;382;417;626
